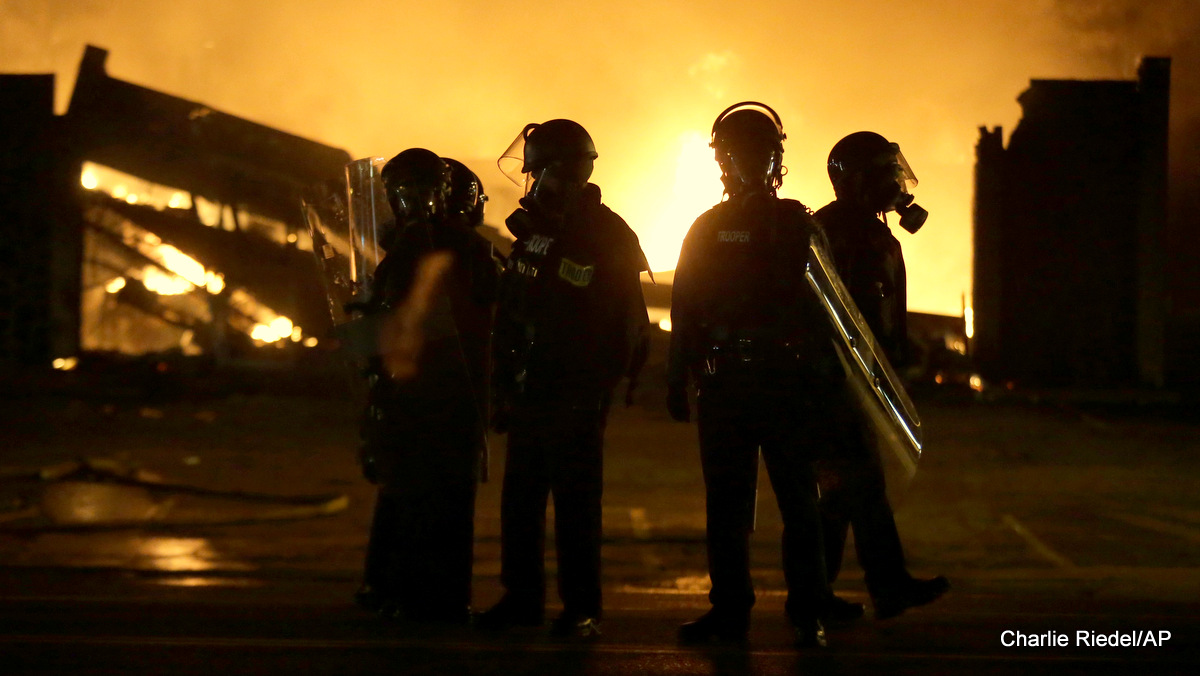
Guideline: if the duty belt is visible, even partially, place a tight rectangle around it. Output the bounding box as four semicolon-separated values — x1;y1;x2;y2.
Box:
699;338;806;375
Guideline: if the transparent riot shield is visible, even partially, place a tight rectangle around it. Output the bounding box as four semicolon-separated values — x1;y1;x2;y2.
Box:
301;156;492;481
301;156;392;357
805;234;923;502
301;156;388;322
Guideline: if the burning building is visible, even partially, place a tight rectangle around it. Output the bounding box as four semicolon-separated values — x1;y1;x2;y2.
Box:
0;45;351;371
972;57;1171;389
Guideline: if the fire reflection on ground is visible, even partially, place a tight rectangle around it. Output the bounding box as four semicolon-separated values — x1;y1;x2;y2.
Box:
134;537;225;572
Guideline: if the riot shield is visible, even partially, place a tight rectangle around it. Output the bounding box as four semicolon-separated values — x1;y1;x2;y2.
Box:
302;157;388;320
301;157;393;357
301;155;492;481
805;234;923;500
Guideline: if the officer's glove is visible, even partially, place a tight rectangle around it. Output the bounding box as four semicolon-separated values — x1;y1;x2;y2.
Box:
667;384;690;423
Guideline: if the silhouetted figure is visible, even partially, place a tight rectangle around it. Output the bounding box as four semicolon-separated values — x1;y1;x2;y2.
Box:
356;149;498;624
478;119;650;638
814;131;947;620
667;102;841;648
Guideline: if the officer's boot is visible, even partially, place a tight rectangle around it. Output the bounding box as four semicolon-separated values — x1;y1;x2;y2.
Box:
474;594;544;630
826;594;865;623
678;607;751;644
872;575;950;620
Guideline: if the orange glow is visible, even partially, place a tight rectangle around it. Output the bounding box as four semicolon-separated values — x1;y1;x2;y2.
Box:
156;244;207;286
640;133;724;271
204;271;225;294
381;252;454;379
21;3;1199;316
141;266;194;295
136;538;223;572
249;316;296;343
168;192;190;209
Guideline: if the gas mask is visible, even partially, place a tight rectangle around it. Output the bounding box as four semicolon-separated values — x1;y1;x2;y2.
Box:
894;193;928;234
860;152;927;234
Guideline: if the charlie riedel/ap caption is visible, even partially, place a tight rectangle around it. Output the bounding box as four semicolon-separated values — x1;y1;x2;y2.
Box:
1001;630;1173;648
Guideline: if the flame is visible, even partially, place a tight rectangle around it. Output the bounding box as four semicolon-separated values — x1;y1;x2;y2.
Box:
194;196;223;227
204;271;225;295
81;169;99;190
640;133;724;271
52;357;78;371
105;276;126;293
168;192;191;209
156;244;207;285
142;266;194;295
248;315;297;343
964;305;975;339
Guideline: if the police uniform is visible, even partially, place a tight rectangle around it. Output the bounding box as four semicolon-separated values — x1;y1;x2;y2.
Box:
359;217;498;622
669;192;840;630
491;184;649;624
815;197;933;614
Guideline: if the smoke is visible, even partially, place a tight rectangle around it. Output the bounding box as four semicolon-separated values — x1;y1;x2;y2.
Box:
1;0;1197;313
1047;0;1200;309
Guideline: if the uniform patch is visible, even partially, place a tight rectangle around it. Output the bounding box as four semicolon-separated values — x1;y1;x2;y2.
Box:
717;230;751;243
558;258;595;287
513;259;539;277
527;234;555;255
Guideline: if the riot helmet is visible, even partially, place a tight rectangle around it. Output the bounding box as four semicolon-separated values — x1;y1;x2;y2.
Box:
827;131;927;232
498;119;597;212
442;158;488;227
711;102;786;197
381;148;452;226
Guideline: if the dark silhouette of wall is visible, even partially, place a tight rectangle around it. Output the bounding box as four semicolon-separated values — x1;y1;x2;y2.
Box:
973;58;1170;388
0;74;82;367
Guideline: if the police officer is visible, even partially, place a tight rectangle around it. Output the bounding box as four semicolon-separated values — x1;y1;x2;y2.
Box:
668;102;840;648
815;131;948;620
477;119;650;638
356;149;498;624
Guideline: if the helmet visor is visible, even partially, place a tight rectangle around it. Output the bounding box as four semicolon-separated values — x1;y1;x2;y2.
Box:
724;146;781;193
864;144;918;194
894;147;918;192
391;184;444;223
498;126;534;194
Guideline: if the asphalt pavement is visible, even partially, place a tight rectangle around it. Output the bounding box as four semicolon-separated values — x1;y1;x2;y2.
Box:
1;382;1198;674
